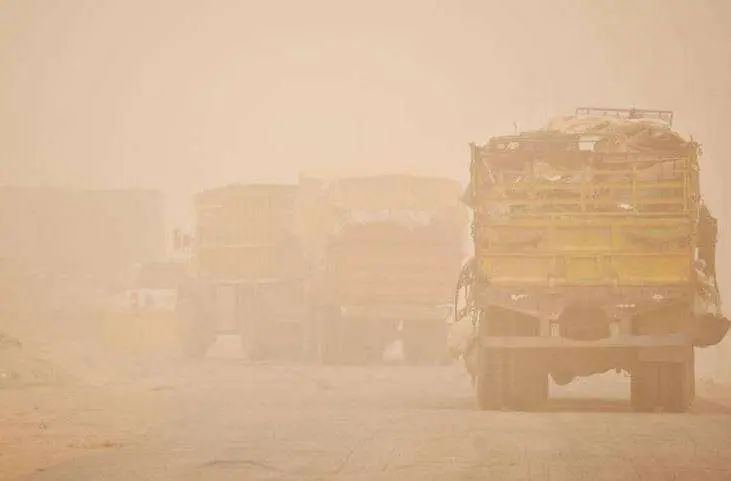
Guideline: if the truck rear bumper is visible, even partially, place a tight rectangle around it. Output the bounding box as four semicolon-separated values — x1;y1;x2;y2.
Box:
340;304;452;321
481;333;688;349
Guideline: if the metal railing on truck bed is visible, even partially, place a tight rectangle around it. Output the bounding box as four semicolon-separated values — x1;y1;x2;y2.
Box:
469;136;700;217
574;107;674;126
468;130;701;287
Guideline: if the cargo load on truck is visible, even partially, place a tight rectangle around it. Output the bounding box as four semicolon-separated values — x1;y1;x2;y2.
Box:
301;173;467;364
451;107;728;412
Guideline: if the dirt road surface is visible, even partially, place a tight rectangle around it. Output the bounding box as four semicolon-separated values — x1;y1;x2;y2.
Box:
3;335;731;481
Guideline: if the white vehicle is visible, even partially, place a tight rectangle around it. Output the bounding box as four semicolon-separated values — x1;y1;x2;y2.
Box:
117;260;190;313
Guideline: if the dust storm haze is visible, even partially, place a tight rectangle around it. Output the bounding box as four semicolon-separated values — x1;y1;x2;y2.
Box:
2;1;731;480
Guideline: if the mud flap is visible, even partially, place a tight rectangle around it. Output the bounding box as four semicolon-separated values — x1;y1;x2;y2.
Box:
631;347;695;413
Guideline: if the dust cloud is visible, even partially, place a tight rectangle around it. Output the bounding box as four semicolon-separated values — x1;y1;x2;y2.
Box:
2;1;731;480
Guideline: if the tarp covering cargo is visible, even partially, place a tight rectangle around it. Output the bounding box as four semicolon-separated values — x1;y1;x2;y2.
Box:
544;115;691;152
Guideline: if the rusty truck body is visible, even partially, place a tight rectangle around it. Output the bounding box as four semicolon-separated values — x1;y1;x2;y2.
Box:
300;173;467;364
454;107;729;412
176;183;307;360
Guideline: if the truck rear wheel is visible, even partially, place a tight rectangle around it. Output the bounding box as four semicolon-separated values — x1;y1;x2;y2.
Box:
240;324;266;363
476;348;548;411
631;349;695;413
318;307;347;365
175;289;215;359
476;348;508;410
513;351;549;410
178;321;213;358
238;294;265;363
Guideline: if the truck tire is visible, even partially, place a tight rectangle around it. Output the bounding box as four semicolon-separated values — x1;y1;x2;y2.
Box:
303;305;321;363
512;351;549;410
476;347;509;410
631;349;695;413
181;332;213;358
319;307;346;365
477;348;548;411
357;322;387;364
240;324;265;363
239;298;268;363
175;290;214;359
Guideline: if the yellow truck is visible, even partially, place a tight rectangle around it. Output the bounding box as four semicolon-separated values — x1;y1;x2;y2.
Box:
453;107;729;412
300;173;467;364
176;183;307;360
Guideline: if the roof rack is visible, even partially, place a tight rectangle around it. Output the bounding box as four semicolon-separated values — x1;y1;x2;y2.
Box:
575;107;673;127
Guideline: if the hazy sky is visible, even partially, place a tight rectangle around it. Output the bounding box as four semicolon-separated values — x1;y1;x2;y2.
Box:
3;0;731;371
1;0;730;219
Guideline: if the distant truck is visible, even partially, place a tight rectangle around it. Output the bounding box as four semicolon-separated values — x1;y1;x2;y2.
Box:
176;184;307;360
0;187;165;285
300;173;467;364
0;187;166;320
452;107;729;412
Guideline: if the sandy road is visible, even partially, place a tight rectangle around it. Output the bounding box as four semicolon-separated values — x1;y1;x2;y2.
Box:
4;336;731;481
